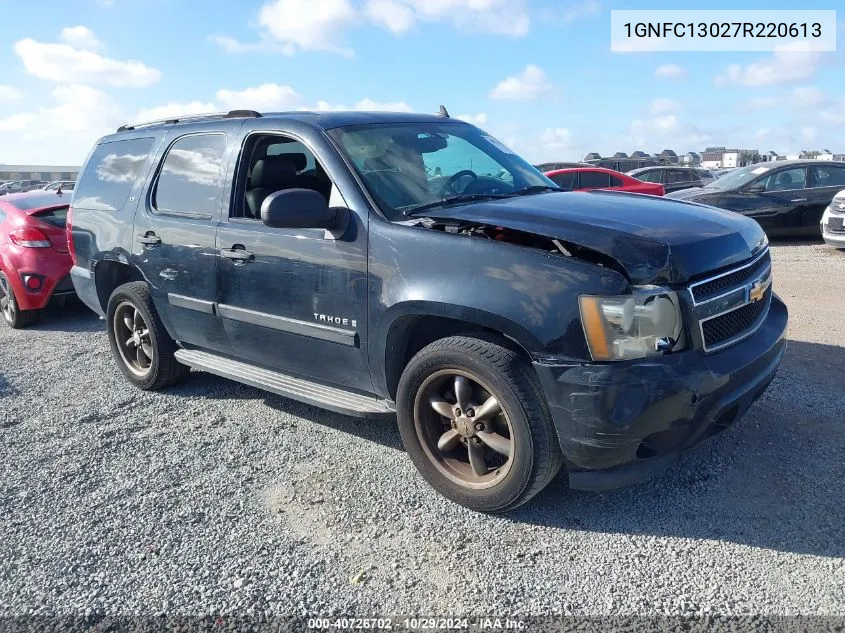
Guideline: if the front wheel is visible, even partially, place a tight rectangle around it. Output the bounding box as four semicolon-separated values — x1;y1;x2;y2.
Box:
106;281;189;390
396;335;562;513
0;272;38;329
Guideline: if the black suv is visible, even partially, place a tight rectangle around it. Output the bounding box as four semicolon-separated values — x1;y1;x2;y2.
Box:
69;110;787;512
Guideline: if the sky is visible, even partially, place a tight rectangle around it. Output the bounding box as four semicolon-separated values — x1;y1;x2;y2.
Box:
0;0;844;166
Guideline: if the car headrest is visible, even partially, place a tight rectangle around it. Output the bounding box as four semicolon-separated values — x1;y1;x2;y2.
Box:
251;157;296;188
282;152;307;172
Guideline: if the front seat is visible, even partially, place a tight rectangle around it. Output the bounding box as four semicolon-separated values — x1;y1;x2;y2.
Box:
774;171;794;190
245;156;297;219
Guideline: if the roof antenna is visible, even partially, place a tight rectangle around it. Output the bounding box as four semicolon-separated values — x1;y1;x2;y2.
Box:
437;105;450;118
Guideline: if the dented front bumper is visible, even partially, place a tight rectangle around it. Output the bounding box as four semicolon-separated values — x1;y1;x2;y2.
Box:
533;293;788;491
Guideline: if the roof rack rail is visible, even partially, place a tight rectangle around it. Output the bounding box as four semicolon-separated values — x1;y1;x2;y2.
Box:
116;109;262;133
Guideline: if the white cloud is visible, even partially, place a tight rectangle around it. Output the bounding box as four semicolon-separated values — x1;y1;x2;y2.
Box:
715;45;826;87
0;84;122;164
216;83;302;111
364;0;529;37
365;0;416;34
489;65;554;101
0;86;23;101
59;26;103;50
654;64;686;79
14;36;161;87
745;96;778;111
257;0;357;57
539;128;573;151
313;98;414;112
628;114;711;151
135;101;217;123
820;101;845;126
648;98;678;115
558;0;600;24
792;86;825;108
455;113;487;126
0;113;36;131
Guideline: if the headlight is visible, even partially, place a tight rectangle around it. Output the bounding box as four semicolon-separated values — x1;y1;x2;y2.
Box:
579;286;685;361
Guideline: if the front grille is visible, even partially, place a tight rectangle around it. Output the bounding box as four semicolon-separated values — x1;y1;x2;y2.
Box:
690;250;771;303
701;289;770;349
688;247;772;353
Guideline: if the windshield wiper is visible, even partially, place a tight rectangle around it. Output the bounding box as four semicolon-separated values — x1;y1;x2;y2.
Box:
403;193;509;216
505;185;562;197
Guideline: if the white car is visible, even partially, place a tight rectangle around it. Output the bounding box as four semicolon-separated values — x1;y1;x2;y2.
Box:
821;189;845;248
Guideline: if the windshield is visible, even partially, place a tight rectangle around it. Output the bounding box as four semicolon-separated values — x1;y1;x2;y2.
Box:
328;122;557;219
706;164;770;191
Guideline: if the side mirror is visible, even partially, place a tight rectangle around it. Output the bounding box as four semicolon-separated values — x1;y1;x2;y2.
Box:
261;188;350;239
745;183;766;193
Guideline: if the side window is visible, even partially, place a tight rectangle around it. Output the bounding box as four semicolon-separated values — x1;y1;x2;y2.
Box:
666;170;689;184
757;168;806;192
609;175;624;187
549;172;576;190
74;137;156;212
579;171;611;189
153;134;227;215
236;133;336;220
810;166;845;188
637;170;660;183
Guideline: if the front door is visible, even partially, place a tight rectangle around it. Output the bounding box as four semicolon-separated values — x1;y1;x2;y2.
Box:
214;127;372;392
132;123;238;353
733;166;809;233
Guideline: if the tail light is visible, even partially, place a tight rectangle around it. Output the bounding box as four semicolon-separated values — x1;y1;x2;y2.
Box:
66;205;76;264
9;226;51;248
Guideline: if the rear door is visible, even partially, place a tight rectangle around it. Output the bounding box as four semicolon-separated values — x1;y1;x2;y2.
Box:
576;170;612;191
132;122;240;353
806;164;845;230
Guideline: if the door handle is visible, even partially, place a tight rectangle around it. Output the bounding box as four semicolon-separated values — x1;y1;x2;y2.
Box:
137;233;161;246
791;198;808;202
221;247;254;263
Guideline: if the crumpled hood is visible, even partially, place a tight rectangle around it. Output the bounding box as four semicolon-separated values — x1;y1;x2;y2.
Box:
423;190;768;284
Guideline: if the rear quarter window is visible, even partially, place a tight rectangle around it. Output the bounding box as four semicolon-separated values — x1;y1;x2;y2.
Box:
74;137;156;212
32;206;69;228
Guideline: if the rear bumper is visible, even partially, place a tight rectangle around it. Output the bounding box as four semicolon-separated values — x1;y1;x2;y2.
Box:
1;249;73;311
70;265;103;316
533;294;788;490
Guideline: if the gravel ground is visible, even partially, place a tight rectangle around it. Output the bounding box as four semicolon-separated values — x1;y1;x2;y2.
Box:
0;240;844;624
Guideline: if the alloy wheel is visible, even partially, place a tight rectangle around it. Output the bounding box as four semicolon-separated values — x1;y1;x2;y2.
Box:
0;275;15;324
413;369;514;490
113;301;154;377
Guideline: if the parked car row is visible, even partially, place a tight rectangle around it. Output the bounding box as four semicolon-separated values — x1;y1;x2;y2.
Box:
0;179;75;195
2;108;794;514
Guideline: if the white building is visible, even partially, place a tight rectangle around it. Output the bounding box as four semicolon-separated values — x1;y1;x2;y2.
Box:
818;150;834;161
0;164;80;181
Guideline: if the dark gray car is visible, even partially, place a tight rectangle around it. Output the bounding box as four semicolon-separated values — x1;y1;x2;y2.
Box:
627;166;715;194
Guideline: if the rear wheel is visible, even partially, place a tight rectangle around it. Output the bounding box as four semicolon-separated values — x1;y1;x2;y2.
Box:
0;272;38;329
106;282;189;390
396;335;562;513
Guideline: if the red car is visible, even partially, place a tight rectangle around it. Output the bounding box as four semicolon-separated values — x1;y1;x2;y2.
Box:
0;191;74;328
544;167;665;196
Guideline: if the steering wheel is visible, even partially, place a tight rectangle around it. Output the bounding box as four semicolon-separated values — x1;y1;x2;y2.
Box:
440;170;478;195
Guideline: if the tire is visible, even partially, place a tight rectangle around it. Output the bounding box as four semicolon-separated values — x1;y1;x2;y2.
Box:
396;334;563;513
106;281;189;390
0;272;38;329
